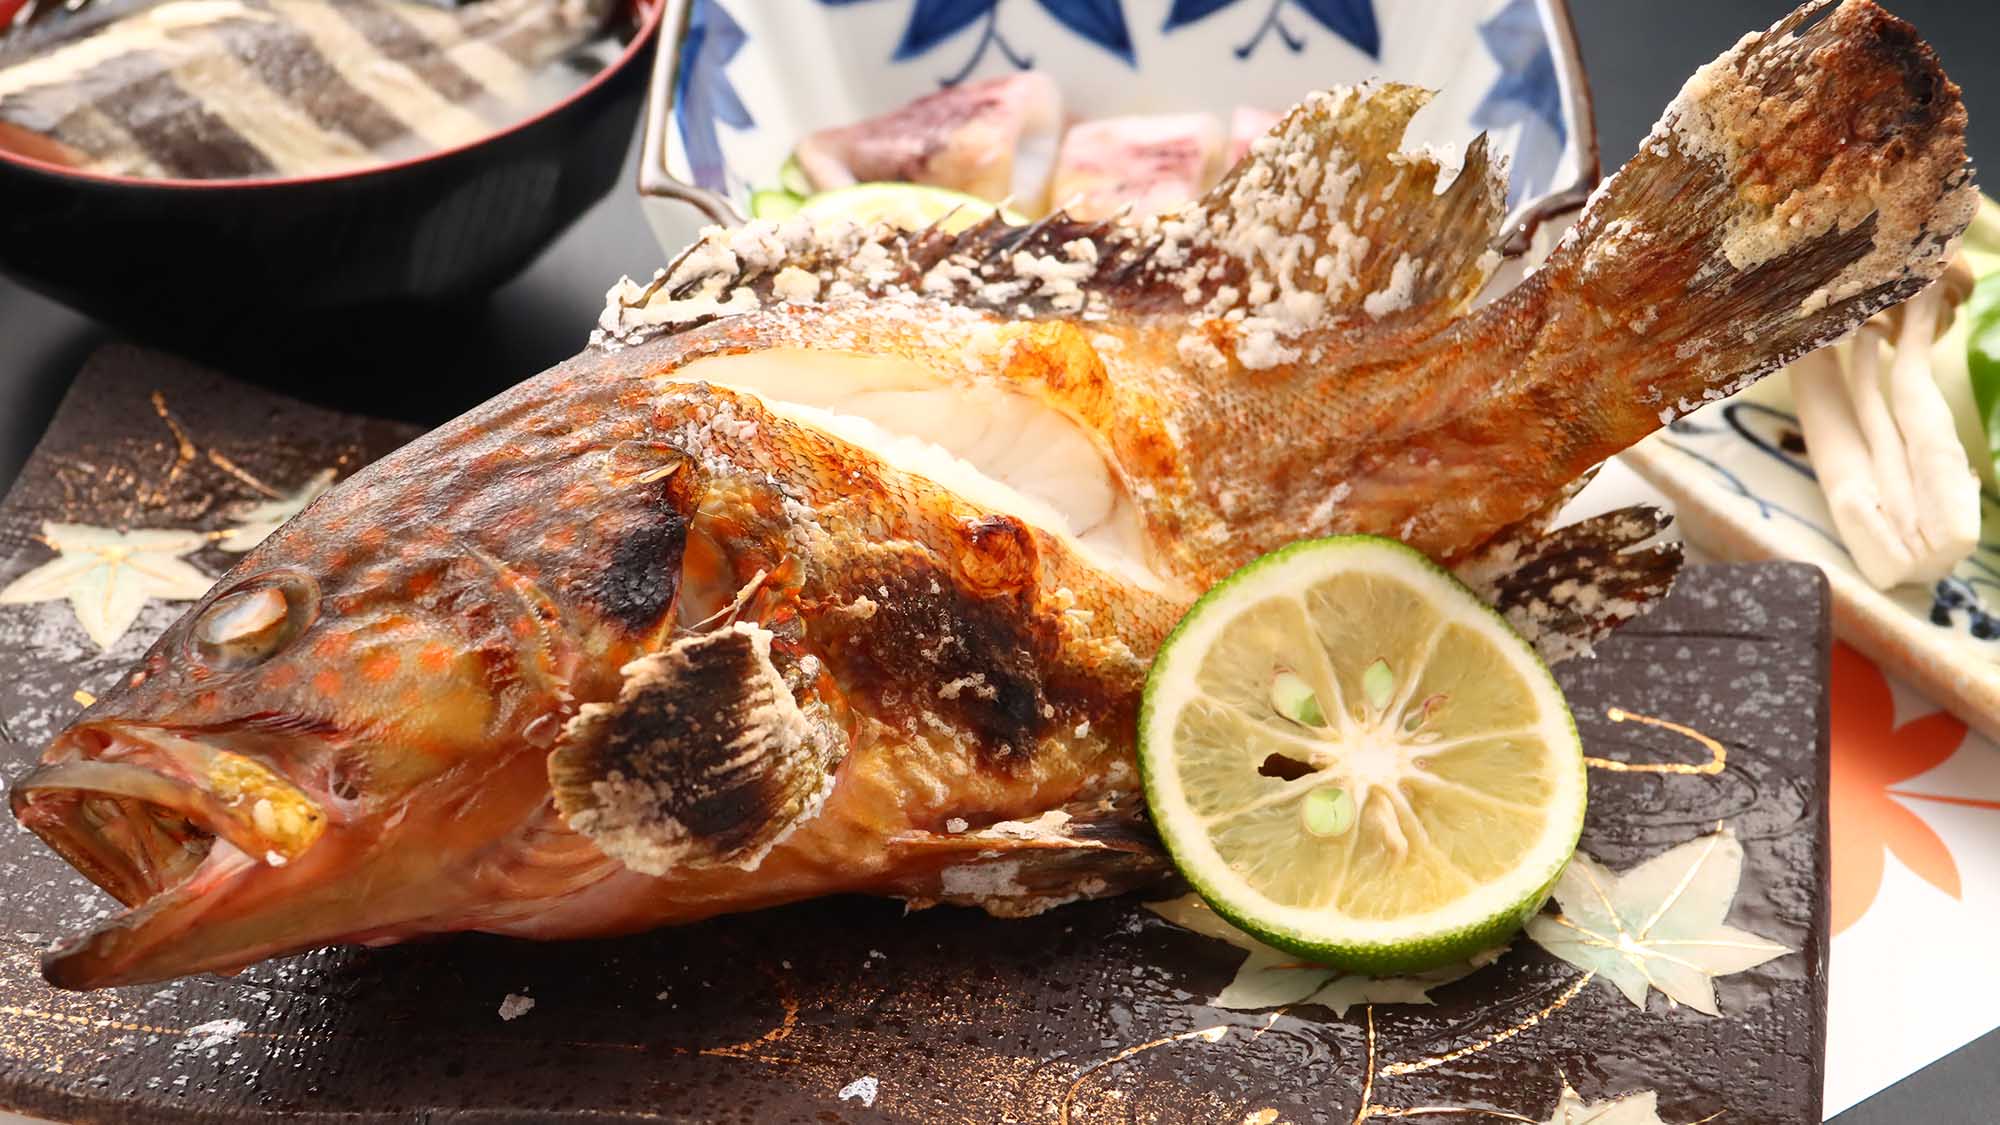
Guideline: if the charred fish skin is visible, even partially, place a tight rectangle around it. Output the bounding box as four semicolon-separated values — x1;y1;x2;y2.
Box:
0;0;613;178
10;0;1974;990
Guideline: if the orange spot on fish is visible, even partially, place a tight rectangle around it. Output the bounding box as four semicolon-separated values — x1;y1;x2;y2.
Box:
314;632;353;658
193;691;219;711
358;527;387;551
511;616;535;639
312;669;343;696
417;643;454;674
360;651;400;683
264;665;299;690
542;526;577;551
406;570;439;597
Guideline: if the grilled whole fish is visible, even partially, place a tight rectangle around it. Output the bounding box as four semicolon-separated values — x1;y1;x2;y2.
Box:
10;0;1975;989
0;0;613;178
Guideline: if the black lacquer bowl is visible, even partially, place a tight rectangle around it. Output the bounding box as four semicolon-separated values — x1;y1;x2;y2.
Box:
0;0;662;348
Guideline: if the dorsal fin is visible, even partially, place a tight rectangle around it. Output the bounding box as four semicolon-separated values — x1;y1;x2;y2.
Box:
594;83;1505;362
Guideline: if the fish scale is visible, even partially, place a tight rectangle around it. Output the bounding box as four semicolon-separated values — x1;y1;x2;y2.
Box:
7;0;1978;990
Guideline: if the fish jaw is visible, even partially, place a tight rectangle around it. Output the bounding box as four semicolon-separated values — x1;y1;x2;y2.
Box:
10;721;545;989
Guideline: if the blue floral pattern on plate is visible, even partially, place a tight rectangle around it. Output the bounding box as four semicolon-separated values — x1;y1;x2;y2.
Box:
1470;0;1566;205
1162;0;1379;61
645;0;1592;258
824;0;1135;84
1656;401;2000;645
675;0;753;193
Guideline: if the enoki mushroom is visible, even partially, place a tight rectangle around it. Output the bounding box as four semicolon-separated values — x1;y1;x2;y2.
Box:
1789;256;1980;589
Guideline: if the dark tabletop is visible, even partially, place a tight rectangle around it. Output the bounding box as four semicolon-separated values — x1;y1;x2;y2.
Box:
0;1;1996;1121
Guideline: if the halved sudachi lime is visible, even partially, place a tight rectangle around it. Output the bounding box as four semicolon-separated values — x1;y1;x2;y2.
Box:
1139;536;1586;974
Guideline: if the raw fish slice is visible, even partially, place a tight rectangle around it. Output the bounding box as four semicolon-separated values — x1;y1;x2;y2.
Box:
792;72;1063;212
1046;112;1225;220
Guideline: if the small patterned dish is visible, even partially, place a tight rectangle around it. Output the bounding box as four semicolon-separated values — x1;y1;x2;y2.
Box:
1623;380;2000;744
635;0;1597;254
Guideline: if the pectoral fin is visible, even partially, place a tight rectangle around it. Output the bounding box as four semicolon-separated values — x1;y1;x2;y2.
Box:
891;797;1173;917
1457;505;1683;664
549;622;844;875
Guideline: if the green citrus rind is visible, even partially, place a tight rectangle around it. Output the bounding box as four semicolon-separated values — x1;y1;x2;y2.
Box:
1137;535;1586;975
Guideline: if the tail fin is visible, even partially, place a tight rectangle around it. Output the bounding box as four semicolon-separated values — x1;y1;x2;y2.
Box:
1330;0;1981;562
1519;0;1974;407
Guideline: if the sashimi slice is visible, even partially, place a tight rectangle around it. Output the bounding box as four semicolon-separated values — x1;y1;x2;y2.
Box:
792;73;1063;213
1048;113;1223;221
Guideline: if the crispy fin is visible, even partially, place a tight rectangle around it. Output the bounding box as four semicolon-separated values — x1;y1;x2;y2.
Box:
595;82;1504;347
549;623;844;875
1522;0;1976;397
1308;0;1976;559
891;797;1171;918
1458;506;1684;664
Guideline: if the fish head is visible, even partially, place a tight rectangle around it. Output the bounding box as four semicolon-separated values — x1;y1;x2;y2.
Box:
11;495;590;989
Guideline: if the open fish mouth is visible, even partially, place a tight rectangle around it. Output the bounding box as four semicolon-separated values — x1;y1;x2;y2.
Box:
8;724;328;988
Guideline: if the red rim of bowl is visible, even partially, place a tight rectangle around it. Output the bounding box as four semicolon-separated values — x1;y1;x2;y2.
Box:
0;0;664;191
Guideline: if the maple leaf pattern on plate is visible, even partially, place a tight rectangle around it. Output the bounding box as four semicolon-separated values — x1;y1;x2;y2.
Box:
0;522;214;650
1147;895;1496;1015
1525;829;1789;1016
1826;641;1990;934
1538;1081;1676;1125
216;469;337;554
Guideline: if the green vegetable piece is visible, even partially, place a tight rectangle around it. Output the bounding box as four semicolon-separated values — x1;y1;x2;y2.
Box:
778;153;814;198
750;189;805;220
1966;270;2000;481
1269;669;1325;727
1302;786;1356;837
1362;658;1395;713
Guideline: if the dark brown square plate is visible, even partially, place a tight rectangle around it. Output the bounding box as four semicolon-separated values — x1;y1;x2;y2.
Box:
0;348;1829;1123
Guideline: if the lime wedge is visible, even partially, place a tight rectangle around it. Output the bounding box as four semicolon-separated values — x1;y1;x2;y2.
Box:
1138;536;1586;975
798;183;1025;234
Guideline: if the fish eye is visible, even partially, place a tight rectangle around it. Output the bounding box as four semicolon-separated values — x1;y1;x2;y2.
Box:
190;573;318;670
